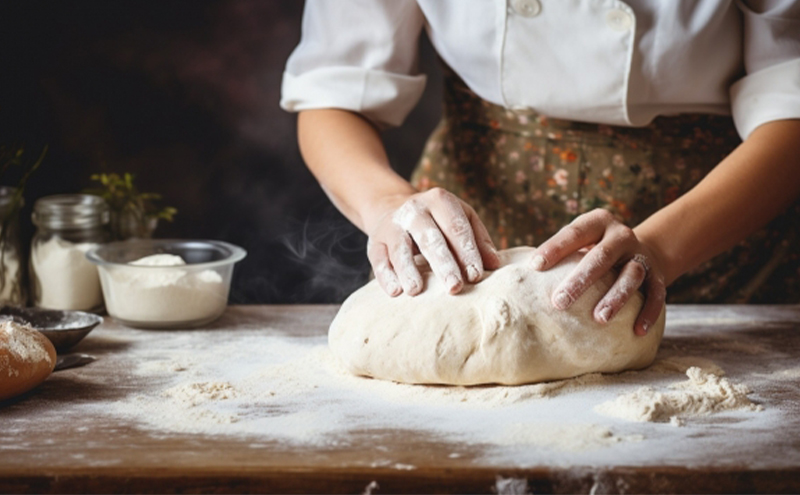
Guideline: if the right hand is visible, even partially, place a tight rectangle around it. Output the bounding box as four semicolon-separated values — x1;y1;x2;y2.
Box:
365;187;502;297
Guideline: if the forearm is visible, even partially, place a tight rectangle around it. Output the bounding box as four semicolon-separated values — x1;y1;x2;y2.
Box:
297;109;416;233
635;119;800;285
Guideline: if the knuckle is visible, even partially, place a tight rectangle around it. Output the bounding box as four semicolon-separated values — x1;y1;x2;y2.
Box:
589;208;614;223
449;215;472;237
405;197;421;211
628;260;647;281
394;199;424;230
373;261;393;280
591;245;613;269
560;224;585;245
391;239;413;260
616;226;636;244
426;187;449;201
460;200;478;216
604;291;626;309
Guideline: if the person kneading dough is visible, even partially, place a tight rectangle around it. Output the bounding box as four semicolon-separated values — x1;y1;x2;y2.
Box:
0;320;57;401
329;247;666;386
284;2;800;346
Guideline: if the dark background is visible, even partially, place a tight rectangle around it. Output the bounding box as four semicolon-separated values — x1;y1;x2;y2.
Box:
0;1;443;303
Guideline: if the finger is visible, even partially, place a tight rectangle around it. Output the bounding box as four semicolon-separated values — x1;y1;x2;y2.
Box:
367;240;402;297
413;224;464;294
389;233;424;296
635;273;666;336
428;193;484;283
532;208;616;271
463;202;502;271
551;226;637;310
395;197;464;294
593;259;648;323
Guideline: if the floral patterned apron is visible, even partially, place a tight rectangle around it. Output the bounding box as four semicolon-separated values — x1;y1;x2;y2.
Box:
411;69;800;303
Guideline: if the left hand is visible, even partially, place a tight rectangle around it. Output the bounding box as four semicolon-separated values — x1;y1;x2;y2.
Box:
531;209;666;336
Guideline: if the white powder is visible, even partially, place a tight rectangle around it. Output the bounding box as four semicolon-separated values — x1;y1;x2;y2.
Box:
95;332;768;455
594;366;763;423
50;319;788;470
30;237;102;311
102;254;226;325
163;381;237;407
0;320;53;377
10;307;792;471
496;423;643;451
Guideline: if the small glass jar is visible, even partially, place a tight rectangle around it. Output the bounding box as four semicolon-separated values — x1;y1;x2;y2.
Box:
30;194;110;311
0;187;25;306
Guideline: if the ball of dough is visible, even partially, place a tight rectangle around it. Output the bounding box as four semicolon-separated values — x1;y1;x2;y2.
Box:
329;247;665;386
0;320;57;401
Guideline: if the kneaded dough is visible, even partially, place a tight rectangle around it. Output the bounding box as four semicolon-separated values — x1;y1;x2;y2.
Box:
0;320;57;401
329;247;666;386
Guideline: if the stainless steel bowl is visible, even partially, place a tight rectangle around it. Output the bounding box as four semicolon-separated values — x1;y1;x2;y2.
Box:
0;306;103;353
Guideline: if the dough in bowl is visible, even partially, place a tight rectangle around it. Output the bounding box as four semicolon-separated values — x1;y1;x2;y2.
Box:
329;247;665;386
0;320;57;401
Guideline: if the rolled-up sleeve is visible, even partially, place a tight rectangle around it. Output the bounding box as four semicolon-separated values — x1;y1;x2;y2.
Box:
730;0;800;139
280;0;427;128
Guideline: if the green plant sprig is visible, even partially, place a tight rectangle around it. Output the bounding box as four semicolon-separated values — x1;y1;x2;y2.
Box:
85;172;177;221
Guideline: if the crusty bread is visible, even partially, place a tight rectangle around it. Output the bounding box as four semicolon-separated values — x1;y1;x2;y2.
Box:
0;320;57;401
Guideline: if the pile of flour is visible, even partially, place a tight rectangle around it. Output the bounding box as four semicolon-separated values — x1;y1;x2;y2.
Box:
595;366;763;424
103;254;226;324
30;237;102;311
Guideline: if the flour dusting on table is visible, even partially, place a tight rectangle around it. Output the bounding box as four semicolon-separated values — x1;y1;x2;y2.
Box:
2;304;798;471
78;318;777;468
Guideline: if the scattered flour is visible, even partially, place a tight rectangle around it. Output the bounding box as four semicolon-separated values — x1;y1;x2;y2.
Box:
163;381;237;407
30;237;102;311
595;367;763;423
5;306;793;471
100;254;227;326
759;367;800;381
649;356;726;376
496;423;643;451
91;326;768;464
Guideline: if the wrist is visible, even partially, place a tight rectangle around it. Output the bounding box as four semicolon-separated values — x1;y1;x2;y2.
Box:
360;190;416;236
634;226;681;286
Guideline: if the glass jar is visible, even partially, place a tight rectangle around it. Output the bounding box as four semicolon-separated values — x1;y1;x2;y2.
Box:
30;194;110;311
0;186;25;306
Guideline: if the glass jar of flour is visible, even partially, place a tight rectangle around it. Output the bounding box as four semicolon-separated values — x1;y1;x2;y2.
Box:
30;194;110;311
0;186;25;306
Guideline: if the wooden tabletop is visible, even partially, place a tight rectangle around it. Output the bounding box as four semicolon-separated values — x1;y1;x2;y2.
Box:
1;304;799;494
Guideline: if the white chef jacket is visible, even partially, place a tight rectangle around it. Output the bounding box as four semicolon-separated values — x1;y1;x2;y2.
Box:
280;0;800;140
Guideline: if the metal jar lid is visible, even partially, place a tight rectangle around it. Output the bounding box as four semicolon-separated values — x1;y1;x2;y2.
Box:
32;194;110;230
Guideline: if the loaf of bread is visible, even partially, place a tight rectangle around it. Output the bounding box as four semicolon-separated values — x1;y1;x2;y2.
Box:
0;320;57;401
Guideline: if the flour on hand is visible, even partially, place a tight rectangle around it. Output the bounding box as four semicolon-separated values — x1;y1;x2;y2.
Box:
329;247;666;386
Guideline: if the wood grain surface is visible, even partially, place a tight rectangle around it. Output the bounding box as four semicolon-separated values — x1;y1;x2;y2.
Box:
1;304;799;494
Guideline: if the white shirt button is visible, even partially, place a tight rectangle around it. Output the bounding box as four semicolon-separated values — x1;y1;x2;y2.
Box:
606;9;633;31
511;0;541;18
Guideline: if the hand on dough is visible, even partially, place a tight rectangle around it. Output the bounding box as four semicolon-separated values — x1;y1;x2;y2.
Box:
365;187;501;297
531;208;667;336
